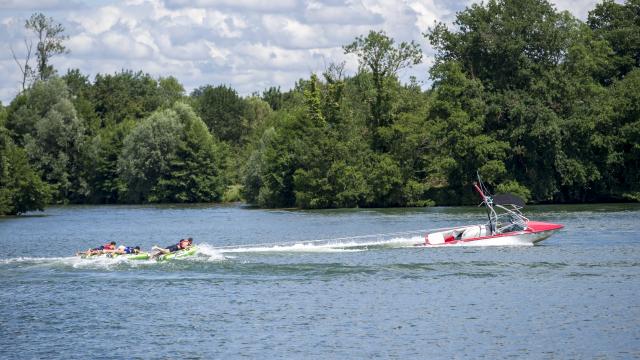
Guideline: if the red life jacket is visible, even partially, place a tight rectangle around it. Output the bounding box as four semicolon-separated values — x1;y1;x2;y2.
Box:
103;243;115;250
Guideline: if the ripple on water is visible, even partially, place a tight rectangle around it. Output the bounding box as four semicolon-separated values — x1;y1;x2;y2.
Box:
1;204;639;359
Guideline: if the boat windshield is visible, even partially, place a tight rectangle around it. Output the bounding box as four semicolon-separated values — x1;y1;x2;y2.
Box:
489;204;529;234
474;173;528;235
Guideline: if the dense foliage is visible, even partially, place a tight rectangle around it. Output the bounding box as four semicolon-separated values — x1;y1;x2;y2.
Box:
0;106;50;214
1;0;639;215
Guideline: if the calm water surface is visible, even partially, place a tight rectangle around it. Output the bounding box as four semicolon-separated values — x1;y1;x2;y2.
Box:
1;204;639;359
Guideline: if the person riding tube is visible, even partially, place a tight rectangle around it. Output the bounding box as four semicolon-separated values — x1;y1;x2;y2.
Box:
76;241;117;256
114;245;141;255
151;238;192;259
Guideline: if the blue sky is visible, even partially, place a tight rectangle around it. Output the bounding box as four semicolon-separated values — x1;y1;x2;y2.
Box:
0;0;603;104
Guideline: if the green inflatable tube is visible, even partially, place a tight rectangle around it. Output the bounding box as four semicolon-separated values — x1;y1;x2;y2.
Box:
117;252;151;260
155;246;198;261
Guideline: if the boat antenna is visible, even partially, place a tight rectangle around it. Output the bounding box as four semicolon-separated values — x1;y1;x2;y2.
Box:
473;172;496;235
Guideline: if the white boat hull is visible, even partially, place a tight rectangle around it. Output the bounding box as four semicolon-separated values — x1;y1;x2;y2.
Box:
422;221;563;247
429;231;555;247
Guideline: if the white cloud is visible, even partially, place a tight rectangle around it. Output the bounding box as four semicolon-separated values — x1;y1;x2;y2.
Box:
0;0;83;10
101;30;153;58
262;14;327;49
0;0;611;104
66;33;95;54
304;1;383;25
204;10;246;38
553;0;600;19
0;59;22;103
164;0;298;12
409;0;452;32
205;41;230;64
69;6;122;35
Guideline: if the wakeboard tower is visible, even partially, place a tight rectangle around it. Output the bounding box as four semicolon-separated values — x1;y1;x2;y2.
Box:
423;174;563;246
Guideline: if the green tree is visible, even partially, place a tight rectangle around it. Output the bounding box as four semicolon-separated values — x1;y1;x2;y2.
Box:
6;78;67;145
424;61;510;203
191;85;248;144
158;76;186;107
92;70;162;125
424;0;628;203
63;69;100;135
243;125;298;207
303;74;325;127
0;110;50;215
6;78;87;203
118;107;183;202
588;0;640;83
321;62;347;126
246;74;397;209
118;102;225;203
427;0;574;91
344;30;422;151
292;75;334;208
243;81;322;208
25;12;68;81
244;97;272;133
608;69;640;200
385;81;434;206
153;103;226;203
84;119;134;203
261;86;284;111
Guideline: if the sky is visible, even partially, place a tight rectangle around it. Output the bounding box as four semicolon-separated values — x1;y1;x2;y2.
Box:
0;0;604;104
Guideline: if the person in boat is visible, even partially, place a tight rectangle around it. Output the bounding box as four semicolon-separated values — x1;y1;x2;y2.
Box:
113;245;142;255
76;241;117;256
151;238;192;258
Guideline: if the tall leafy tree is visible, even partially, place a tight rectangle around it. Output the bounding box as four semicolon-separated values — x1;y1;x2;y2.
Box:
321;62;347;126
344;30;422;150
84;119;134;203
63;69;100;135
191;85;248;144
157;76;186;108
118;107;183;203
92;70;162;126
425;61;510;203
588;0;640;83
424;0;624;202
261;86;284;111
153;103;226;203
428;0;574;91
243;116;301;208
344;31;422;127
25;13;68;81
0;122;50;215
6;78;87;203
118;102;226;203
608;69;640;200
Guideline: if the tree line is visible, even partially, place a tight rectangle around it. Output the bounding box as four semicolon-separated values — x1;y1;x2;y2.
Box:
1;0;638;215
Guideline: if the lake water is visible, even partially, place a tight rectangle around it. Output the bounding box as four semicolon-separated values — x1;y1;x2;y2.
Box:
1;204;639;359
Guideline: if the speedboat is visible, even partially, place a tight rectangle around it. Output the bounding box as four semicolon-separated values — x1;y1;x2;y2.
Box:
423;175;563;246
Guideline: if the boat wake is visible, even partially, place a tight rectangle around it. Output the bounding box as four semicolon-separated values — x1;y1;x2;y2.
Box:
209;231;427;254
420;237;536;247
0;231;428;268
0;228;539;269
0;255;153;269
